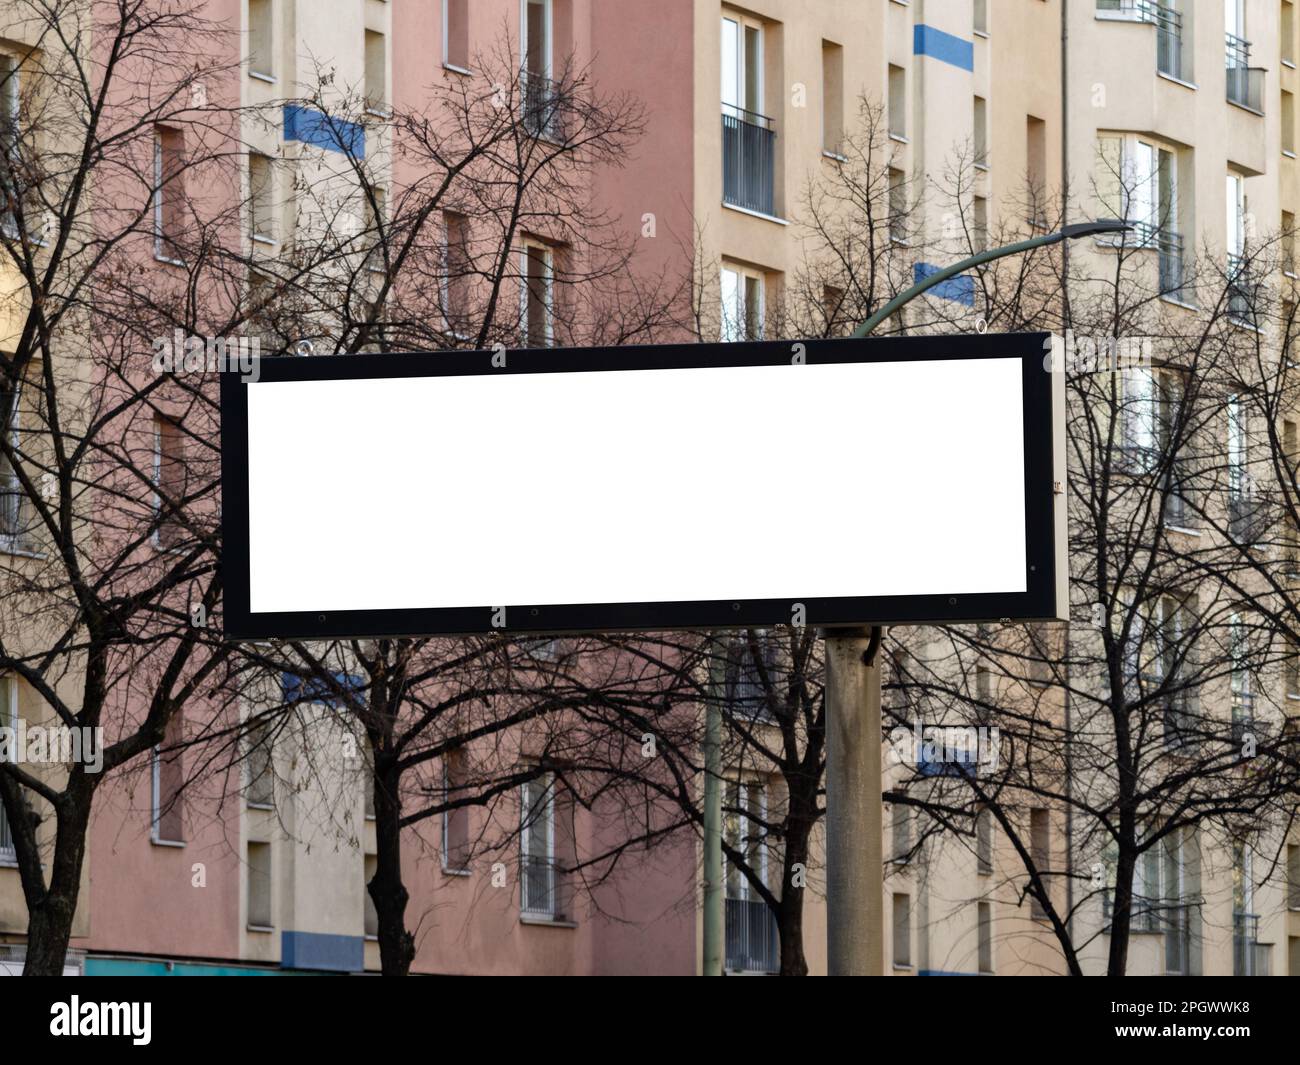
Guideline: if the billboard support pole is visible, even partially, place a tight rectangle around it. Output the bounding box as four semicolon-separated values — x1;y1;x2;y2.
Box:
824;219;1128;975
702;638;725;975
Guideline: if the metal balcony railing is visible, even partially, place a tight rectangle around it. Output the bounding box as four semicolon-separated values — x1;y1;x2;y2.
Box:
1154;4;1184;79
1227;253;1259;323
520;855;569;920
0;803;12;860
0;469;21;539
722;106;776;217
1226;34;1264;112
725;895;778;973
1156;228;1186;301
1163;461;1194;527
1164;902;1193;974
522;72;565;140
1231;690;1255;744
1232;912;1260;975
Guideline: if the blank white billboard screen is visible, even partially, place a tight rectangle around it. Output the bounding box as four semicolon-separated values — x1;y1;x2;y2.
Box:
243;358;1026;614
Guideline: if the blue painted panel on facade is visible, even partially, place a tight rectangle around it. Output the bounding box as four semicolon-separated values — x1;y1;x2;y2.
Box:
913;25;975;72
913;262;976;306
280;930;365;973
84;957;298;976
281;671;365;708
283;105;365;158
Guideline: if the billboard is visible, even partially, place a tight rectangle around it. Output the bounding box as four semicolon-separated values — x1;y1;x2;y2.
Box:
220;332;1066;638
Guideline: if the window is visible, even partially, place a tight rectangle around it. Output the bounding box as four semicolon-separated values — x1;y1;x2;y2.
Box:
0;676;16;860
151;414;183;550
0;53;22;235
1229;611;1253;730
1030;808;1050;918
248;0;274;79
363;854;378;937
151;710;185;845
1027;622;1054;687
1227;394;1247;503
721;15;763;118
1288;843;1300;910
888;64;906;139
1227;173;1246;258
1286;637;1300;698
522;0;560;137
822;283;845;336
245;717;273;808
721;14;774;214
442;749;471;873
892;892;911;968
521;241;554;347
1026;115;1047;210
821;41;843;156
888;167;907;243
247;840;272;928
974;0;988;34
973;194;988;251
973;96;987;168
364;29;387;114
977;901;993;973
153;126;186;264
441;211;471;335
976;808;993;874
363;186;387;274
1284;211;1296;274
1155;594;1197;748
724;780;766;899
444;0;470;71
0;384;24;548
1285;91;1297;155
1286;0;1297;65
520;771;572;919
248;152;274;243
720;263;764;342
892;806;911;864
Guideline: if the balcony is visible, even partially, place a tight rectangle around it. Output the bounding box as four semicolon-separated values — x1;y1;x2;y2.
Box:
1156;229;1186;302
1096;2;1186;80
1232;912;1267;975
725;895;778;973
722;106;776;217
1225;34;1264;113
522;72;565;140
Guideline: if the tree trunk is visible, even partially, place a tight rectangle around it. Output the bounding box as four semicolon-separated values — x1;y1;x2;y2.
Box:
1106;847;1136;977
22;783;92;976
368;759;415;976
776;809;812;975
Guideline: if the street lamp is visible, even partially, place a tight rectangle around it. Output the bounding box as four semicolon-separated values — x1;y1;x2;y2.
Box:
824;219;1131;976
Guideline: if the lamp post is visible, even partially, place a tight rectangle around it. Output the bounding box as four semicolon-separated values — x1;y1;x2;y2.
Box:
823;219;1129;976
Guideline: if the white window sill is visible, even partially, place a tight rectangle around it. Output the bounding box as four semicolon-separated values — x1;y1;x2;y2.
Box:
252;234;277;246
1227;99;1265;118
974;30;989;40
443;63;473;77
721;202;789;226
150;836;186;848
441;866;472;877
246;801;274;811
1159;294;1199;312
1285;59;1298;69
822;150;848;163
365;107;391;120
889;132;909;145
0;852;18;868
973;162;990;172
364;934;378;942
1284;270;1298;279
1285;150;1298;160
1164;525;1201;537
248;71;276;84
520;914;577;928
246;924;274;934
0;540;44;559
154;253;185;268
1157;72;1197;92
892;963;914;972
